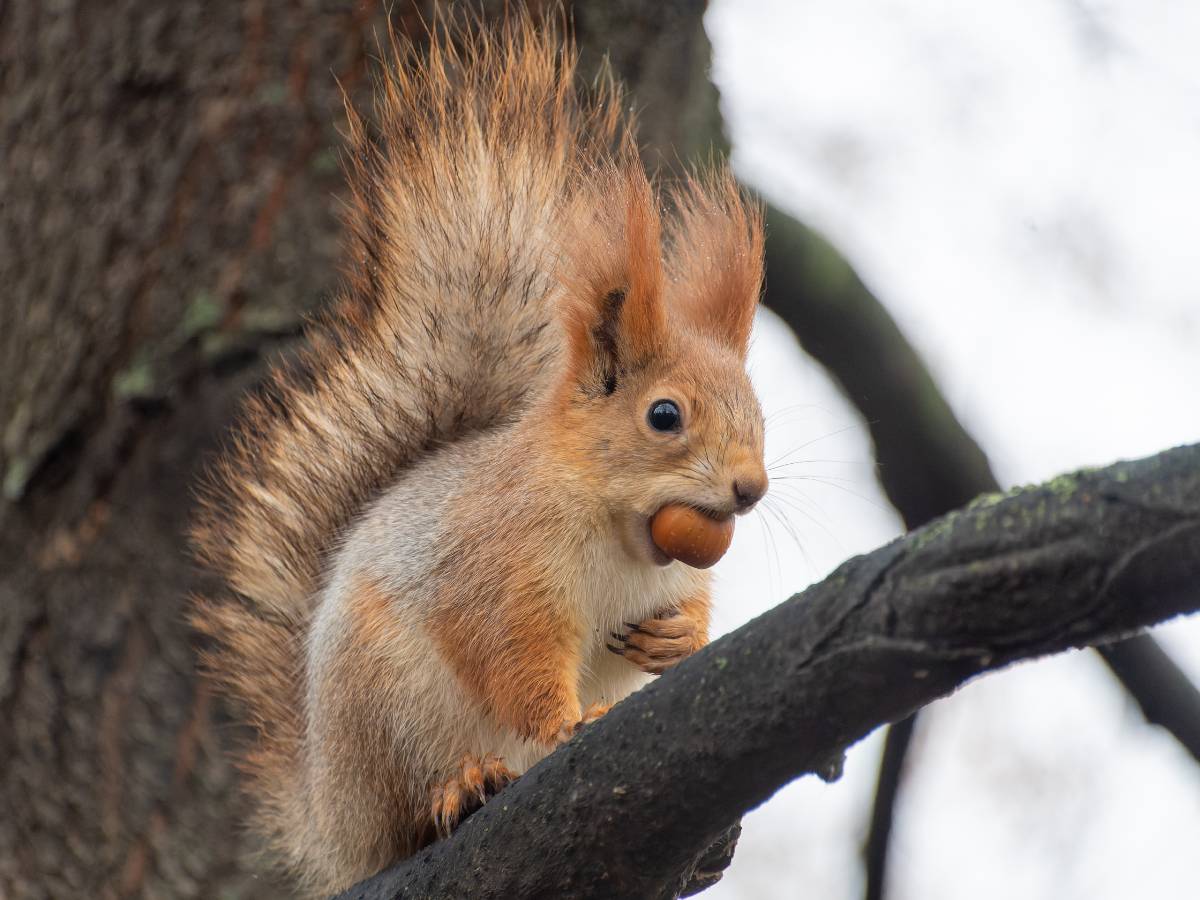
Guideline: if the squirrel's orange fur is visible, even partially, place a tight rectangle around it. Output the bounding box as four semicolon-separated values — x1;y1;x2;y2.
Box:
192;12;766;895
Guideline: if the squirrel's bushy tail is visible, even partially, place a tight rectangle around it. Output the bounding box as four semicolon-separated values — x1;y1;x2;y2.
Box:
190;12;626;874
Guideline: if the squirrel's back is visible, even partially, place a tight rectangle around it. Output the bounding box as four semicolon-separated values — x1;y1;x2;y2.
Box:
191;13;626;880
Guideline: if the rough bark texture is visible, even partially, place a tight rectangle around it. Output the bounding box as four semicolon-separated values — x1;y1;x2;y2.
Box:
1;2;382;895
336;444;1200;899
0;2;715;897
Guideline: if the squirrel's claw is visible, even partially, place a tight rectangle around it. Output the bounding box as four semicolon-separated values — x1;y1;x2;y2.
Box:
430;754;516;840
554;703;611;744
612;610;704;675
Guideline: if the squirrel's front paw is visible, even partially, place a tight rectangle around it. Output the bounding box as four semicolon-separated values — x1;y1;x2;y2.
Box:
607;612;706;674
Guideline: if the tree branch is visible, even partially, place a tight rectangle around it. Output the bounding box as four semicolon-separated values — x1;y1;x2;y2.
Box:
1097;633;1200;764
760;204;996;526
862;714;916;900
336;444;1200;899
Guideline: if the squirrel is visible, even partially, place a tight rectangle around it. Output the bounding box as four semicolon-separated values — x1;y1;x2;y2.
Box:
191;12;767;896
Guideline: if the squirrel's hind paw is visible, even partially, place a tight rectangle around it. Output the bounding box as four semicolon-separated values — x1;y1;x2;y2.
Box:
431;753;516;839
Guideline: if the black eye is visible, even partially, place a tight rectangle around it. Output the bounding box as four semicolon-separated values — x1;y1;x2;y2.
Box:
647;400;682;432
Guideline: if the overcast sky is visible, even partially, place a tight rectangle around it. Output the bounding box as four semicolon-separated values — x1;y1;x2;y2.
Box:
702;2;1200;898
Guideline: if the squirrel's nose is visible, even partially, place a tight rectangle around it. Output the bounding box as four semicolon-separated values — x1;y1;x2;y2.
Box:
732;475;767;512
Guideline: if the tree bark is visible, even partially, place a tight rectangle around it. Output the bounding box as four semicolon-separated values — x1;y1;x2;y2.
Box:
337;444;1200;899
1;1;383;895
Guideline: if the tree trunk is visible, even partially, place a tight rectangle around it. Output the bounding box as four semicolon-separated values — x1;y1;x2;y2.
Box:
0;1;713;896
0;1;390;894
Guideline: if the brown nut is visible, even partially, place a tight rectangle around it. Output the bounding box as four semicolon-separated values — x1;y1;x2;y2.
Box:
649;504;734;569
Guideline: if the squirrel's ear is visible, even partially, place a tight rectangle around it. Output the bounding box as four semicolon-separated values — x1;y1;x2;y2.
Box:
666;171;764;358
559;164;665;394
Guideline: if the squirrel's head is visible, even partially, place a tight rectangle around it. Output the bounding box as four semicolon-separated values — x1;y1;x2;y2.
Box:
553;162;767;566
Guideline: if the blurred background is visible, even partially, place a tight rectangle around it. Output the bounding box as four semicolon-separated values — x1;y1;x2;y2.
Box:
705;2;1200;898
2;1;1197;897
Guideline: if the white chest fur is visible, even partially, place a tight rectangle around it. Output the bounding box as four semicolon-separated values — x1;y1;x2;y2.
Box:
568;531;704;708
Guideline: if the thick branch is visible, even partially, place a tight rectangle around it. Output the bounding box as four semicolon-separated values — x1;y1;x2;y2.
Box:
337;444;1200;899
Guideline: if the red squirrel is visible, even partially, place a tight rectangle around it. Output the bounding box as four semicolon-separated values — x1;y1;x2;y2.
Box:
192;13;767;895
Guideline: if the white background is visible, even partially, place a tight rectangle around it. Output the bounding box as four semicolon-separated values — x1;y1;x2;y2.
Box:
702;2;1200;898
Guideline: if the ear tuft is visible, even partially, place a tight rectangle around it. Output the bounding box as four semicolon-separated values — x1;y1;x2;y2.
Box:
664;168;764;357
559;159;665;393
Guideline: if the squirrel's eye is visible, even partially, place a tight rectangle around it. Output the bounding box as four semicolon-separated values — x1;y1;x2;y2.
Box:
647;400;682;432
